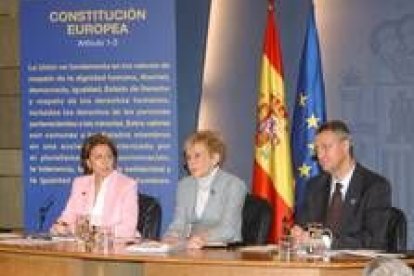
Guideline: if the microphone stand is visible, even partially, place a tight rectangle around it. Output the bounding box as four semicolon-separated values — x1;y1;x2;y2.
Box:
37;196;54;233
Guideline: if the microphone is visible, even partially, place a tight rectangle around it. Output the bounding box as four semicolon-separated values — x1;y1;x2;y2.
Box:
38;194;55;232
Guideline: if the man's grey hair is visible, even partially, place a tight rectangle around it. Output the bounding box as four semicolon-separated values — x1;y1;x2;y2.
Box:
363;257;413;276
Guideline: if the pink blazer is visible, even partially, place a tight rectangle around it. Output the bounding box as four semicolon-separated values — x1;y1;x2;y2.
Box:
57;170;138;238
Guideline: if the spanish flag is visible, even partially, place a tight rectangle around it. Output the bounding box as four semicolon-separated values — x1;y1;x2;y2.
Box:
252;1;294;243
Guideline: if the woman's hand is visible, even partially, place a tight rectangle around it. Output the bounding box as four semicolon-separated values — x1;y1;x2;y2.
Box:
162;234;181;245
186;235;206;249
50;221;71;236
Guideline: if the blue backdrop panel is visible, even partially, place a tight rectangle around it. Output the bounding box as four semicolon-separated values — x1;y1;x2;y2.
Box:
20;0;178;233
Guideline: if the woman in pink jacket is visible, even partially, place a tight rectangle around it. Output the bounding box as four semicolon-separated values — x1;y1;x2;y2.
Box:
50;133;138;238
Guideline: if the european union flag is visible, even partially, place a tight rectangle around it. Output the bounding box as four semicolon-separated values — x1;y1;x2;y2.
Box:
291;4;326;215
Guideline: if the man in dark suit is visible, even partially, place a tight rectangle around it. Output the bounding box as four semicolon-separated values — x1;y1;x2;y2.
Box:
292;120;391;249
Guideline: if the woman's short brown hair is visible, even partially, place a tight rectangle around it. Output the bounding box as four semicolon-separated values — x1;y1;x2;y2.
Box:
80;133;118;175
184;130;226;166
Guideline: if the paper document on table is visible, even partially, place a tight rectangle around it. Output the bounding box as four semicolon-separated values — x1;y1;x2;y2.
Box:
321;249;344;258
238;244;278;253
0;233;22;239
126;241;177;254
51;235;77;242
0;238;58;246
340;249;406;258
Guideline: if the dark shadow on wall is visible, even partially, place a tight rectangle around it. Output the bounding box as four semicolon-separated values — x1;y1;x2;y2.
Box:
176;0;211;177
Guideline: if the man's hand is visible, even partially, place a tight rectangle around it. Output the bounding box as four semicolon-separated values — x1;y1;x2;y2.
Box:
290;224;310;245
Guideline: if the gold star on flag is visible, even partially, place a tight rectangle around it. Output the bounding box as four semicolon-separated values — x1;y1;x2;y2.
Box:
298;163;312;178
298;93;308;106
306;113;320;129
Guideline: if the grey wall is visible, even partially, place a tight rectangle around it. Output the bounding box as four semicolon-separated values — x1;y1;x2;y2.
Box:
0;0;22;230
322;0;414;249
200;0;414;248
199;0;308;189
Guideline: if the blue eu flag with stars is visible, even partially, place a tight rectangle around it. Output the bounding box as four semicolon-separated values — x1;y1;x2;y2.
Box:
292;4;326;215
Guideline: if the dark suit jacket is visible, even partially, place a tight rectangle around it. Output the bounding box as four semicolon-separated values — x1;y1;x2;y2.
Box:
295;163;391;249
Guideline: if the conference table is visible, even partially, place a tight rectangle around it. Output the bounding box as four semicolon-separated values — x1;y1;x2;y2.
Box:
0;237;412;276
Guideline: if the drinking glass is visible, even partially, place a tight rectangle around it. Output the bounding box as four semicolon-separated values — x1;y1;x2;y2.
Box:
74;214;90;242
95;225;114;253
305;222;332;258
278;234;295;261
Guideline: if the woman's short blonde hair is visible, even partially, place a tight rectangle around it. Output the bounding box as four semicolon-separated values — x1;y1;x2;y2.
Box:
184;130;226;166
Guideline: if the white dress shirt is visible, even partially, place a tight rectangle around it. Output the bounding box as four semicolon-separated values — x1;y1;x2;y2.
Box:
330;164;356;201
90;172;113;226
195;167;219;218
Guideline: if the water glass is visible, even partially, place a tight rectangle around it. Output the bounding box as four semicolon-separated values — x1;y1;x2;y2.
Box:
184;222;193;238
74;214;90;242
95;225;114;253
278;235;295;261
305;222;332;258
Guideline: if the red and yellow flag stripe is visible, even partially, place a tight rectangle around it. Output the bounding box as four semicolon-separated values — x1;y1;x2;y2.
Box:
252;2;294;243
